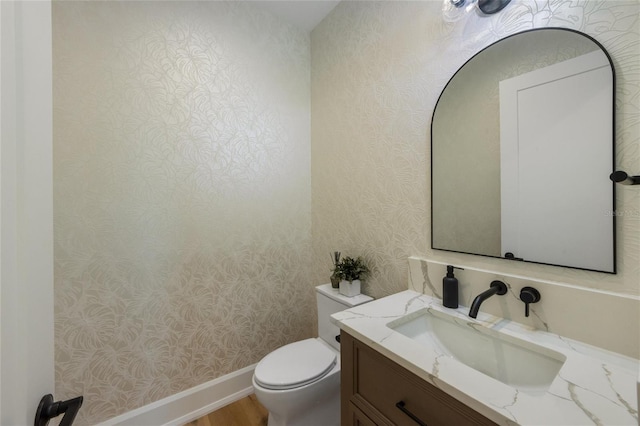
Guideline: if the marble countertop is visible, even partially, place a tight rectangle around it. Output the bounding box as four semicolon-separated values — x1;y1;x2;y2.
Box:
331;290;638;425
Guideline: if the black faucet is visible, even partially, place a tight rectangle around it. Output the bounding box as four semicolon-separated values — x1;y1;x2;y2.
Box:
468;280;507;318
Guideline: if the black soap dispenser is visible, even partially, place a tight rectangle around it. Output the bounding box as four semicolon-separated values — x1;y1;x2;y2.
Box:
443;265;461;308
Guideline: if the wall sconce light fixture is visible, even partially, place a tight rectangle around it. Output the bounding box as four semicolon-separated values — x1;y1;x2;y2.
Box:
442;0;511;22
477;0;512;14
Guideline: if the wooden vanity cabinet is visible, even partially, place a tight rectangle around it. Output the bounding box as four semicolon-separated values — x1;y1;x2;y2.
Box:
340;331;497;426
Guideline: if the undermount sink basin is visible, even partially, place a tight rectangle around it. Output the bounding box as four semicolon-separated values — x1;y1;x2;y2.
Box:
388;309;566;395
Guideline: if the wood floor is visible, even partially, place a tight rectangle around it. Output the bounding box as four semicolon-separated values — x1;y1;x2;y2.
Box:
185;394;268;426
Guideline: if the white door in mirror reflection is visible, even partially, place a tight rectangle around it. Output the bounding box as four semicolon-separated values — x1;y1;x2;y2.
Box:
499;50;614;272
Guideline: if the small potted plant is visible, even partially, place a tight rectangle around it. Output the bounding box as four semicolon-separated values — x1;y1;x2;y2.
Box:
335;256;370;297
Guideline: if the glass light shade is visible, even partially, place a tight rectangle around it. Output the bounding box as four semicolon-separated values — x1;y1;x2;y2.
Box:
442;0;477;22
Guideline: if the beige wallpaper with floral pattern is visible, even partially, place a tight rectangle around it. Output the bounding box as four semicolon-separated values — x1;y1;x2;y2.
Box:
54;0;639;424
53;2;312;424
311;0;639;299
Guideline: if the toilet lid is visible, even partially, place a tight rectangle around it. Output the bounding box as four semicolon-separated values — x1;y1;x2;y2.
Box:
254;339;337;390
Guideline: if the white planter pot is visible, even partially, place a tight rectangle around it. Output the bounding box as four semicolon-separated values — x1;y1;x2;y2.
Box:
339;279;361;297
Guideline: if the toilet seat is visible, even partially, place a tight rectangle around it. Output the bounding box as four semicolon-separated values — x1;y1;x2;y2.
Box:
254;338;337;390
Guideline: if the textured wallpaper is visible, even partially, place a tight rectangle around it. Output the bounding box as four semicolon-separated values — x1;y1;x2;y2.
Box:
53;1;640;423
311;0;639;300
53;2;312;424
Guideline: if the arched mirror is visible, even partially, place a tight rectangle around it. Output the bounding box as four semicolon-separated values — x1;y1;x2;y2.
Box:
431;28;615;273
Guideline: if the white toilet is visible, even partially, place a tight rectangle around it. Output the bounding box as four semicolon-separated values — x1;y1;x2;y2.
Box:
252;284;373;426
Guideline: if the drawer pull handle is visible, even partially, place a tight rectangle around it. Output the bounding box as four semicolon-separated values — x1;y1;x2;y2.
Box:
396;400;427;426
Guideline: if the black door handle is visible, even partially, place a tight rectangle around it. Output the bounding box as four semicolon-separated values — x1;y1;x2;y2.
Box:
35;394;83;426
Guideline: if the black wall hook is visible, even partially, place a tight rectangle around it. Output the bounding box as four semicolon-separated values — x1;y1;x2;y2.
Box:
610;171;640;185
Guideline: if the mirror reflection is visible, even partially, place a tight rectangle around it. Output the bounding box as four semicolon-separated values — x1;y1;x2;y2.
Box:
431;28;615;273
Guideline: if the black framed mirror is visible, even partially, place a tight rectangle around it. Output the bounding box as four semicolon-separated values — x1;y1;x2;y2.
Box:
431;28;616;273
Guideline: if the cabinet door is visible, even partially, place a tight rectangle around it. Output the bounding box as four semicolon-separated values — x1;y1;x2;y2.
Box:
341;331;496;426
348;403;380;426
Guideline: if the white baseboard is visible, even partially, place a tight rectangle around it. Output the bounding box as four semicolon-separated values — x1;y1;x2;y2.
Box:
98;364;257;426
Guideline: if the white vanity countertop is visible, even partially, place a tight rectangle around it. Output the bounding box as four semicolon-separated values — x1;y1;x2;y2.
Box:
331;290;638;425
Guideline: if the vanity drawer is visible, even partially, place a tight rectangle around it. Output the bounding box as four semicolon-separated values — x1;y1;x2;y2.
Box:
341;331;495;426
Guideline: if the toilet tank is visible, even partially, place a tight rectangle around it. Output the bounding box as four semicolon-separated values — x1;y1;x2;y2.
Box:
316;284;373;351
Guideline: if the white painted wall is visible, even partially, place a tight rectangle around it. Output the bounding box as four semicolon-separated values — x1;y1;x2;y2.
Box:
1;1;55;424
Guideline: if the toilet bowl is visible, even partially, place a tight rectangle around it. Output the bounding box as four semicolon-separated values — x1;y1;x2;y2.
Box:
252;284;373;426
